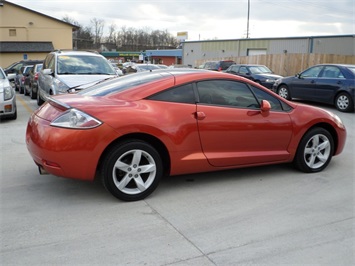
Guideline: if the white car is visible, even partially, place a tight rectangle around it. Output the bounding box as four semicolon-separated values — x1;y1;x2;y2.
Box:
0;67;17;120
37;50;118;105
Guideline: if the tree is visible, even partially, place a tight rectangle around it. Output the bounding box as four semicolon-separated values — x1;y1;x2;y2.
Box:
62;16;94;50
91;18;105;49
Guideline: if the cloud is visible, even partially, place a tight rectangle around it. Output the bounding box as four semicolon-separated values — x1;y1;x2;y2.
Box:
8;0;354;40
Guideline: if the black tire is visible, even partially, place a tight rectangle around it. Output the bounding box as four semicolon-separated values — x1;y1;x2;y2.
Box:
101;140;163;201
30;86;37;99
293;127;334;173
277;85;291;100
335;92;354;112
37;90;44;106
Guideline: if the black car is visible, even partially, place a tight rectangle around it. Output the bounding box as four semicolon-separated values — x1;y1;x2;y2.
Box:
16;65;33;94
3;59;43;89
272;64;355;112
225;64;283;89
25;63;43;99
203;60;235;72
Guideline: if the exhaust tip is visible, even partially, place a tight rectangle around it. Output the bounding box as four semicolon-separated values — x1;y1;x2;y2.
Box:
38;165;49;175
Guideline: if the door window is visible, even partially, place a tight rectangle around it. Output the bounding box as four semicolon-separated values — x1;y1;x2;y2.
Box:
149;83;195;104
321;66;344;78
301;66;323;78
197;80;259;108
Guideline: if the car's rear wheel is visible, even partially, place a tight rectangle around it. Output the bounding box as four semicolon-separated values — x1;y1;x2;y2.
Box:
277;85;291;100
335;92;354;112
101;140;163;201
294;127;333;173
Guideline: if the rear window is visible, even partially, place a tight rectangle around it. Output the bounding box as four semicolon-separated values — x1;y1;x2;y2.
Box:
220;61;235;70
347;66;355;75
203;62;218;70
79;71;172;96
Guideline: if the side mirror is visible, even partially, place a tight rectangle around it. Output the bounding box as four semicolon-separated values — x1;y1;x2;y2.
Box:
260;100;271;112
42;68;53;76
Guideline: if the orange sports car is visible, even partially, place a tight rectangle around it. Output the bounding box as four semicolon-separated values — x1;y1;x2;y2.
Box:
26;69;347;201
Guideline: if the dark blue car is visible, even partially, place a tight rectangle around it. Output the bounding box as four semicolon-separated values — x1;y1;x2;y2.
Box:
272;64;355;112
225;64;282;89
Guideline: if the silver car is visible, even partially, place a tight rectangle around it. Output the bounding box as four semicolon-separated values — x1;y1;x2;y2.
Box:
0;67;17;120
37;50;118;105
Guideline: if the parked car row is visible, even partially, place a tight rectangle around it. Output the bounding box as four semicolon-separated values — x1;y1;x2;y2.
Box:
3;59;43;86
3;53;354;113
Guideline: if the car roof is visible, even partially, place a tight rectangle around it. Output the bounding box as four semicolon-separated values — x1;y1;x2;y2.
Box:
52;50;103;57
315;63;355;67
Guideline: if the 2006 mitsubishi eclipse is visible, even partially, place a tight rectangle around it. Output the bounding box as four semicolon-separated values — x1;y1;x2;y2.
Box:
26;69;347;201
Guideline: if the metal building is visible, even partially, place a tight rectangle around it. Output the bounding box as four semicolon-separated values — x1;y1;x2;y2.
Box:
182;34;355;68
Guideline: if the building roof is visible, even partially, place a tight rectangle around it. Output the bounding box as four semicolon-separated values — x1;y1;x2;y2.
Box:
183;34;355;43
0;42;54;53
0;0;79;30
145;49;182;57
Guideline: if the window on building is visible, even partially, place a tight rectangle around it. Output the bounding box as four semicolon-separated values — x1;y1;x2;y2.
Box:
9;29;16;37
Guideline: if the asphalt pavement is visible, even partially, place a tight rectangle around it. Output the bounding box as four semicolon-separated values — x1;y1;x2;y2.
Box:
1;92;354;265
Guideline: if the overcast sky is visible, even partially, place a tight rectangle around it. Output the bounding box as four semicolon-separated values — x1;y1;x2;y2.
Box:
8;0;354;40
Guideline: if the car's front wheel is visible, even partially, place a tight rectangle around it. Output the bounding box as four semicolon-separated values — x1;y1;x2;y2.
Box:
294;127;334;173
101;140;163;201
335;92;354;112
277;85;291;100
30;85;37;99
37;89;44;106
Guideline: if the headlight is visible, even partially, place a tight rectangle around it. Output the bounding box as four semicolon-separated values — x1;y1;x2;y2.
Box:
54;78;70;93
273;79;281;86
3;86;14;101
51;108;102;129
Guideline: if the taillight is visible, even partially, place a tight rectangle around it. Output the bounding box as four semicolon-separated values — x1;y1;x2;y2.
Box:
34;73;39;80
218;67;222;71
21;76;25;82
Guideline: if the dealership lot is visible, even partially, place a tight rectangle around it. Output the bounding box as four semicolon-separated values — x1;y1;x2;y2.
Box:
1;93;354;265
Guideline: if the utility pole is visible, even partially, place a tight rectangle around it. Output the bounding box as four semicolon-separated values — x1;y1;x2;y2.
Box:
246;0;250;38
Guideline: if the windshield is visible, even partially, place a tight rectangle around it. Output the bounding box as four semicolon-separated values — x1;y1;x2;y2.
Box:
57;55;116;75
249;66;272;74
138;65;160;71
347;66;355;75
0;69;5;79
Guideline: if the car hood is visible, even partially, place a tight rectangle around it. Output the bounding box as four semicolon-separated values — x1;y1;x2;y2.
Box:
254;73;283;79
278;75;297;82
57;74;116;89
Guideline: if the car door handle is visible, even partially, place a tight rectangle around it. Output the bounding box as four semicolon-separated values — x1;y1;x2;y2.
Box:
195;111;206;120
311;80;316;83
337;81;342;84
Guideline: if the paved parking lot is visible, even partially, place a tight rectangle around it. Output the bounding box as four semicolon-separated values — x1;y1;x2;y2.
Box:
1;92;354;265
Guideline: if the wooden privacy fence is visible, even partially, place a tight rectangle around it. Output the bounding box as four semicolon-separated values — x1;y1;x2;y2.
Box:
196;54;355;77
